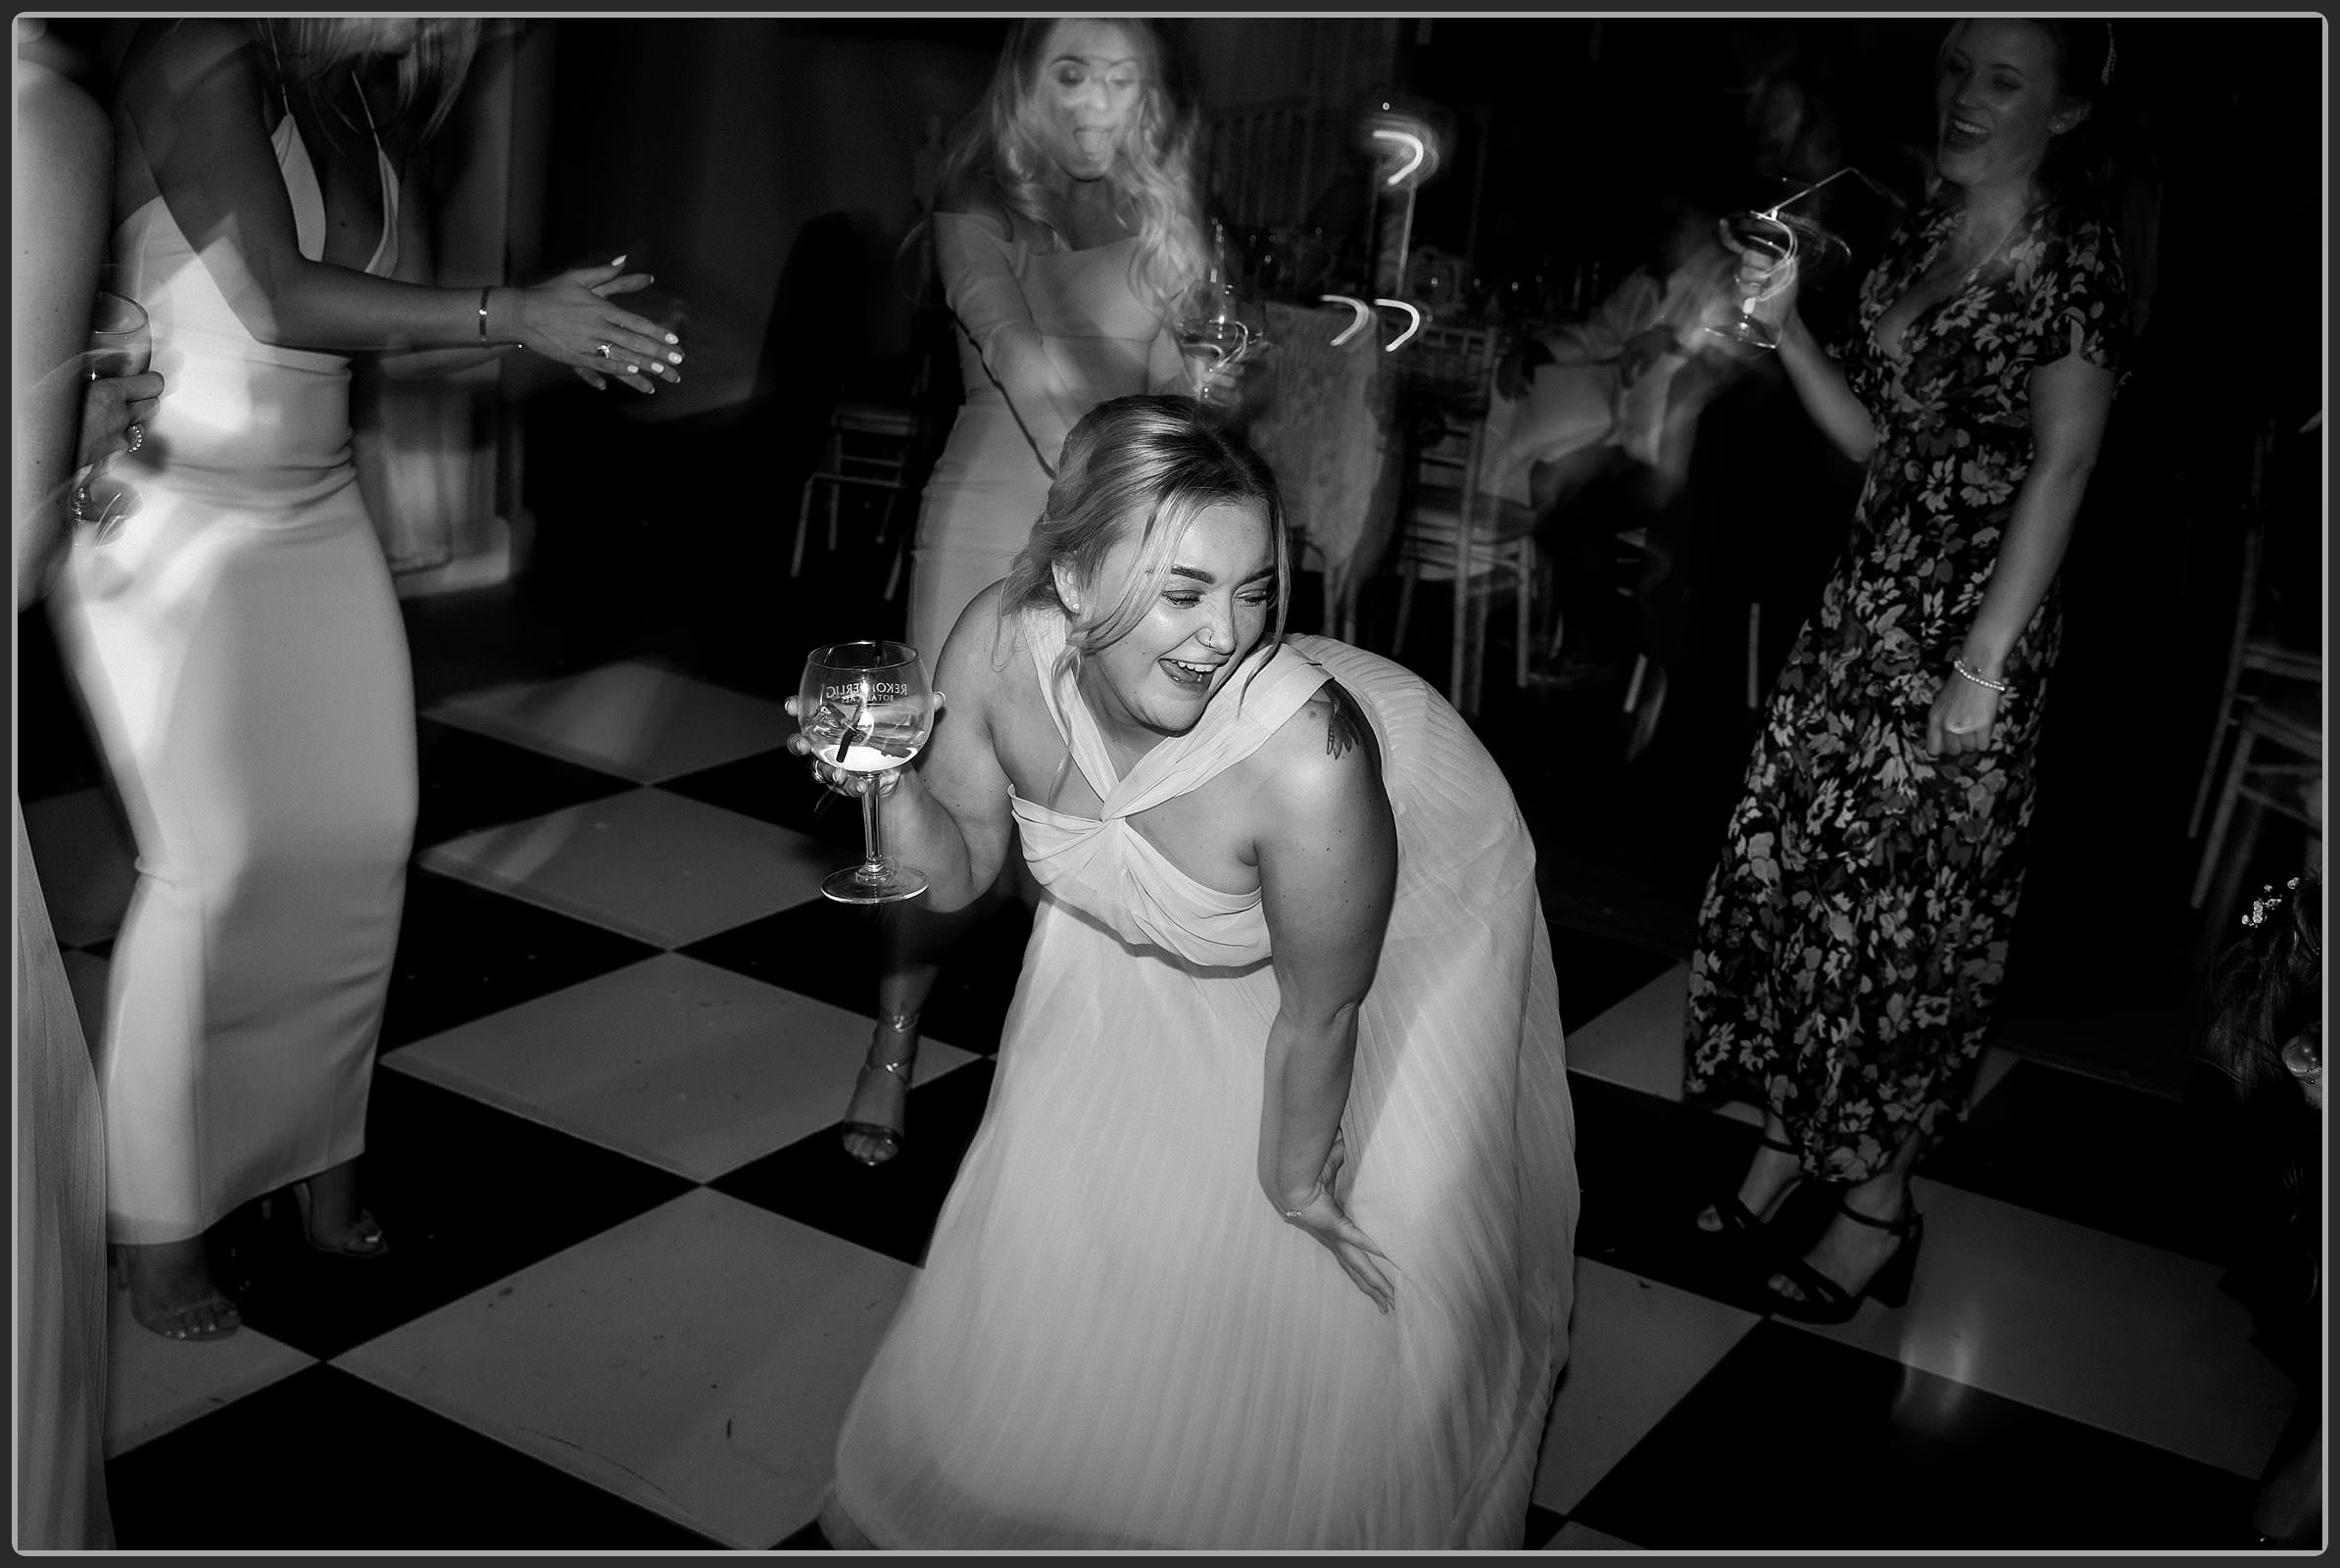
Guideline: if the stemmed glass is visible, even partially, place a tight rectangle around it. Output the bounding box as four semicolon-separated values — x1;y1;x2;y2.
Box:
1707;212;1798;352
74;290;151;539
1177;220;1270;411
798;640;936;904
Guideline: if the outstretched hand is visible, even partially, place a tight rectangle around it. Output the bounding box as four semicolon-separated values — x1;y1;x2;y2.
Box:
1280;1131;1396;1314
517;259;683;395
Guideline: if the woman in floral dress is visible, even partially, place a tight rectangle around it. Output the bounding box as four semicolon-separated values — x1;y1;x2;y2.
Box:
1684;18;2128;1321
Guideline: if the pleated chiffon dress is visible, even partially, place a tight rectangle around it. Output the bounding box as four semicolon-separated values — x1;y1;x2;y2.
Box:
832;612;1577;1548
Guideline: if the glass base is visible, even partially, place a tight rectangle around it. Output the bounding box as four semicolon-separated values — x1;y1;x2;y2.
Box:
1701;317;1779;352
821;862;929;906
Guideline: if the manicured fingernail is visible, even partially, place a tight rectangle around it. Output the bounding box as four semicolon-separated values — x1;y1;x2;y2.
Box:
610;254;627;267
664;335;680;347
624;363;640;374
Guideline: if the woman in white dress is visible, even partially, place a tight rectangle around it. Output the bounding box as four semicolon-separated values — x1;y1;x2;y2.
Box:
839;17;1214;1165
54;19;684;1340
798;396;1578;1548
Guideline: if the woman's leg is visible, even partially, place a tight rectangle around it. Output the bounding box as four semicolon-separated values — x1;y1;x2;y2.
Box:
1768;1123;1925;1303
1695;1107;1804;1233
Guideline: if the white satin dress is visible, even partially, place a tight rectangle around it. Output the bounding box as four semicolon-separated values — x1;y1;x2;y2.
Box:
51;106;417;1246
832;612;1578;1548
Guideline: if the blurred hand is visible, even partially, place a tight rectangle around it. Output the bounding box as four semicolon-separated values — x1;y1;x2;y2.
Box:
1277;1131;1395;1314
781;693;945;798
517;260;683;395
1926;669;1999;756
77;369;163;470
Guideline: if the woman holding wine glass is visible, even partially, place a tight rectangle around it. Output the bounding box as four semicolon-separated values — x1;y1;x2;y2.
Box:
1684;18;2129;1321
841;16;1222;1166
793;395;1574;1547
49;18;684;1342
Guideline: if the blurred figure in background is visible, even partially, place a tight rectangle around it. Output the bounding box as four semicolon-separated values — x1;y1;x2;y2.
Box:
1684;18;2128;1319
841;16;1214;1165
14;17;155;1544
52;18;681;1341
2200;876;2321;1548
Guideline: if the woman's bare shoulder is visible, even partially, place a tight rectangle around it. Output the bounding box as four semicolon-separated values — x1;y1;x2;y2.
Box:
1249;674;1385;815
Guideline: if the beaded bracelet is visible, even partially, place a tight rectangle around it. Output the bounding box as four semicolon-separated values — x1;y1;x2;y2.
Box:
1951;658;2009;695
1279;1184;1321;1220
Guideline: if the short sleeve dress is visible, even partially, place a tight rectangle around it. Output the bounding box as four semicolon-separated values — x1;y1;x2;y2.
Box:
1682;201;2126;1180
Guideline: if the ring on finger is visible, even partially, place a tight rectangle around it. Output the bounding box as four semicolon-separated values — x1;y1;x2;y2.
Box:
593;342;612;360
124;422;145;454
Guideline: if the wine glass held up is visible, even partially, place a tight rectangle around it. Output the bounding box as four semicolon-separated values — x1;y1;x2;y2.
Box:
75;290;152;540
1706;211;1799;353
795;640;937;905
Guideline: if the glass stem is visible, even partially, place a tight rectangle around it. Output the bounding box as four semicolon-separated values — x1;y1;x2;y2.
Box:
860;776;888;876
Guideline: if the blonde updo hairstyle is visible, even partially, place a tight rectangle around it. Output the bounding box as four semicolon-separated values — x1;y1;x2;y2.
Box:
999;393;1290;703
934;17;1210;315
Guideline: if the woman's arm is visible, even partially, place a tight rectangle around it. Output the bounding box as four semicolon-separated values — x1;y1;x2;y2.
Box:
117;22;676;379
1774;308;1877;466
15;62;111;609
935;208;1089;462
1253;681;1399;1308
1928;329;2119;754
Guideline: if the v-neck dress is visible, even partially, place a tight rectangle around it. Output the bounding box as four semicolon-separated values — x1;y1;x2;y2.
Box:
1683;201;2126;1179
51;98;418;1244
832;612;1576;1548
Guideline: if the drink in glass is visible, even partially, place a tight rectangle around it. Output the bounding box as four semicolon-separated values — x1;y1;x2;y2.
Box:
799;640;937;904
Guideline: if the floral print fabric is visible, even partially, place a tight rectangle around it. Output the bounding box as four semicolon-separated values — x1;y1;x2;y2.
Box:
1683;201;2125;1181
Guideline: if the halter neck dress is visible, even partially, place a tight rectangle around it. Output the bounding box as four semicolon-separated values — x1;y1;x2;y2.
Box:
52;93;418;1245
832;612;1578;1548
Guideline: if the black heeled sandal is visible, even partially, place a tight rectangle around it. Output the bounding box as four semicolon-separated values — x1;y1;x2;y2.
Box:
1696;1129;1806;1241
1764;1193;1925;1325
841;1011;920;1167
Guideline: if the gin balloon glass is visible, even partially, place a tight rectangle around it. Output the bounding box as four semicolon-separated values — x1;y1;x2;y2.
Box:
798;641;936;904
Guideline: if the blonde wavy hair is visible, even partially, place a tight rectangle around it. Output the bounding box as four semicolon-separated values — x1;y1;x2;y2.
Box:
254;18;481;146
934;18;1209;315
999;395;1290;728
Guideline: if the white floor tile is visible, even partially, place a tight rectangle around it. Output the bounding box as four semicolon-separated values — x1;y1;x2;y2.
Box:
1532;1257;1762;1517
336;1189;915;1550
418;788;834;949
1545;1519;1644;1551
105;1289;315;1457
424;660;796;784
382;954;978;1182
1782;1176;2301;1479
1563;963;1687;1101
23;788;136;950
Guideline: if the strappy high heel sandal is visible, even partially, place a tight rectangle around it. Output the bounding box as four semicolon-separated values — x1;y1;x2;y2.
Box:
267;1180;389;1259
112;1243;243;1342
1764;1192;1926;1325
841;1011;920;1167
1696;1129;1806;1241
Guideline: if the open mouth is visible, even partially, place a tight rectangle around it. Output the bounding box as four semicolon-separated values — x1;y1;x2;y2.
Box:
1943;115;1988;152
1160;657;1222;691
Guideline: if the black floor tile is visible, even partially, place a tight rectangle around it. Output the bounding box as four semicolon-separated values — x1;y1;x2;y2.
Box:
215;1072;693;1361
1919;1060;2240;1264
413;717;635;850
1548;925;1678;1034
682;895;1036;1058
17;605;107;803
106;1362;722;1550
378;867;659;1050
715;1058;996;1267
1524;1503;1566;1548
1568;1320;2259;1551
658;748;869;851
772;1518;832;1549
1567;1073;1830;1315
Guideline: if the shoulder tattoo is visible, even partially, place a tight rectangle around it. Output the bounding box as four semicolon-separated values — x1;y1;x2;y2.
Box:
1324;681;1369;762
